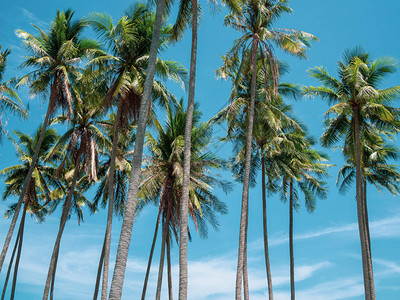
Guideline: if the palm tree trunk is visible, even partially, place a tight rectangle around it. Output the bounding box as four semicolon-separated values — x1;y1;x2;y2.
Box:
43;148;83;300
235;36;258;300
93;236;106;300
108;0;166;298
0;101;53;273
353;108;373;300
262;157;273;300
10;204;27;300
243;193;249;300
167;233;173;300
141;208;162;300
289;179;295;300
100;99;123;300
363;180;375;299
156;209;171;300
1;209;23;300
178;0;198;298
49;245;60;300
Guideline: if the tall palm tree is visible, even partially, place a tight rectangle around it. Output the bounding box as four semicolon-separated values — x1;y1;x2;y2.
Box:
0;46;27;142
0;127;60;300
92;118;134;300
304;47;400;300
219;1;316;297
216;56;300;299
42;72;109;299
0;10;99;274
87;5;187;298
270;129;328;300
138;100;229;300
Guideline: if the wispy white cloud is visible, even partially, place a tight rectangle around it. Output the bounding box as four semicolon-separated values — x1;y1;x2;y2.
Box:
18;8;47;27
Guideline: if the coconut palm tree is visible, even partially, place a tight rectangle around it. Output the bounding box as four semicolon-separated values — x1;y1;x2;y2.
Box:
216;55;300;299
0;46;27;142
42;72;110;299
138;100;230;300
219;1;316;297
270;129;328;300
0;126;61;300
92;118;134;300
304;47;400;300
87;5;187;298
0;10;100;274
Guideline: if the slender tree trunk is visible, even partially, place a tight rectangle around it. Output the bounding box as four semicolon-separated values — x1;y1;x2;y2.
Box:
363;180;375;299
99;99;123;300
141;208;162;300
1;209;23;300
235;36;259;300
156;209;171;300
289;179;295;300
43;148;83;300
243;206;249;300
10;205;26;300
167;234;173;300
108;0;166;298
261;157;273;300
94;237;106;300
178;0;198;298
353;108;373;300
49;245;60;300
0;101;53;273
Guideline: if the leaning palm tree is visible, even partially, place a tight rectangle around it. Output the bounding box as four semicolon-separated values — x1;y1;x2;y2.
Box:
0;10;99;274
0;127;61;300
87;5;187;298
304;47;400;300
0;46;27;142
42;72;110;299
218;1;317;297
269;129;328;300
138;100;229;300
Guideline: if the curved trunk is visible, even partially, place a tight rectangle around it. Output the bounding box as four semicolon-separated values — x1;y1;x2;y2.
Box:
156;209;171;300
235;37;258;300
353;108;374;300
93;236;106;300
178;0;198;299
43;148;83;300
289;179;295;300
1;209;23;300
167;233;173;300
100;99;123;300
262;157;273;300
108;0;166;298
10;205;27;300
0;99;53;273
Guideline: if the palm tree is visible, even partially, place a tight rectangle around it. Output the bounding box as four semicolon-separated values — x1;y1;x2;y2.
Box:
0;126;60;300
0;46;27;142
304;47;400;300
219;1;316;297
138;100;229;300
87;5;187;298
270;129;328;300
92;118;134;300
42;72;109;299
0;10;99;274
216;56;300;299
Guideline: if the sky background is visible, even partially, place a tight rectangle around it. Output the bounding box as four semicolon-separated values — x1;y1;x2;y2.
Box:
1;0;400;299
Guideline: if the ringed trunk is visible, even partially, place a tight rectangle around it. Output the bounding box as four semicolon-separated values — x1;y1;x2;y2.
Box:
289;179;295;300
108;0;167;297
178;0;198;298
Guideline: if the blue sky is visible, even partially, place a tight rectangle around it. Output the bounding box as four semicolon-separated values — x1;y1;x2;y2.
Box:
1;0;400;299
